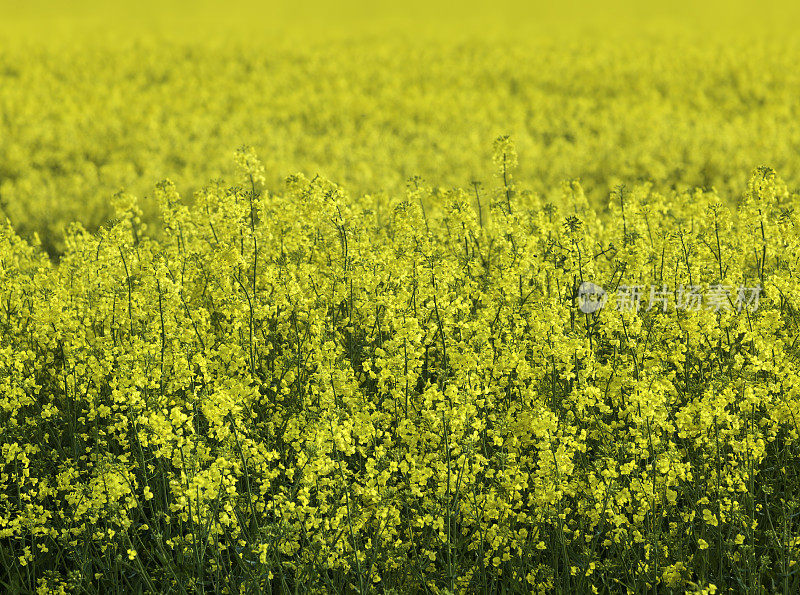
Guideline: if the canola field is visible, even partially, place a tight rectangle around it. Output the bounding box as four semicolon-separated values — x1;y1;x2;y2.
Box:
2;2;800;593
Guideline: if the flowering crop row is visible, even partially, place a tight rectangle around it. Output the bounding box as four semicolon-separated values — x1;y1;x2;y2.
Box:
1;140;799;593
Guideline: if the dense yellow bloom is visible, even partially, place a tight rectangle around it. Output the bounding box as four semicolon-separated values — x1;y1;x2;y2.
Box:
1;2;800;592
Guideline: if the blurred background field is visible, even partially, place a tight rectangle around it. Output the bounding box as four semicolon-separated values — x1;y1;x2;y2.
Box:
1;0;800;257
4;0;800;35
